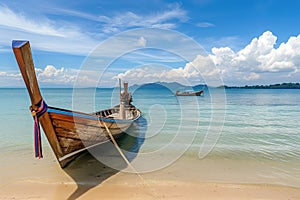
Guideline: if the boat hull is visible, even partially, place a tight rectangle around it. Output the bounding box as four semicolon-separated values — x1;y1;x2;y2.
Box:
175;90;204;96
46;106;141;167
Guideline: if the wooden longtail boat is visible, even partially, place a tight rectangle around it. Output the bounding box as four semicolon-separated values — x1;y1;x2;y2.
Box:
175;88;204;96
12;40;141;168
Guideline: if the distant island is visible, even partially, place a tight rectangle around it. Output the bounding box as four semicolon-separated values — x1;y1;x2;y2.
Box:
220;82;300;89
129;82;300;90
130;82;206;91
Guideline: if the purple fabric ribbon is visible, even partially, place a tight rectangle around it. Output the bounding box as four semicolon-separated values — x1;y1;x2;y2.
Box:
31;100;48;159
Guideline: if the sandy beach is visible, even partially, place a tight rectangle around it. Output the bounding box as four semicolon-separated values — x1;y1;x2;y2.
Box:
1;152;300;200
1;176;300;200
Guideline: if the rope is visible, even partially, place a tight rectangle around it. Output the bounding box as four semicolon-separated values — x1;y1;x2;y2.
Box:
30;100;48;159
98;118;161;199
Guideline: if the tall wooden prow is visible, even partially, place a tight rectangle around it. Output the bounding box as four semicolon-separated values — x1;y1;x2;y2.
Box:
12;41;64;166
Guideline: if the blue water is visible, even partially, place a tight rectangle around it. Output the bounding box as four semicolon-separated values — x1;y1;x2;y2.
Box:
0;88;300;186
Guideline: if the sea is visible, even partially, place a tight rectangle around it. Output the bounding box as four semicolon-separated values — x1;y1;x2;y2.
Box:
0;87;300;188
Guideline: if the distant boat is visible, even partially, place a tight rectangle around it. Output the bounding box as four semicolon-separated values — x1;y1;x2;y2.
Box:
175;87;205;96
12;40;141;168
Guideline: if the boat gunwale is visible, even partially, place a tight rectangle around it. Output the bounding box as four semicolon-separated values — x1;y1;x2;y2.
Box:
48;106;141;124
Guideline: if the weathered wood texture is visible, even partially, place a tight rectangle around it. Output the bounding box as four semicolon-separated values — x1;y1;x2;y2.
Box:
12;41;64;162
47;108;139;163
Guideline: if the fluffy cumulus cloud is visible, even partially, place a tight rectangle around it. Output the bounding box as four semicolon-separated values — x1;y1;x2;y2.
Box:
35;65;77;85
0;71;23;87
0;65;80;87
1;64;121;88
210;31;300;84
116;31;300;86
0;71;21;79
212;30;300;78
36;65;107;87
115;54;222;86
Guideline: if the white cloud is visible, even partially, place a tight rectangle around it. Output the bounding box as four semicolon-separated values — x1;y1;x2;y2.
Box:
0;4;188;55
0;71;21;79
211;31;300;82
114;66;186;85
0;5;98;55
230;31;278;71
210;47;236;67
115;54;221;86
56;4;187;34
137;36;147;47
196;22;215;28
206;31;300;85
4;29;300;88
0;70;23;87
100;8;187;33
0;65;79;87
115;31;300;86
35;65;77;84
243;72;260;81
0;5;64;37
36;65;109;87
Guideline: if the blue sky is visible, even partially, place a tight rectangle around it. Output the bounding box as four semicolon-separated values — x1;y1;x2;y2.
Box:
1;0;300;87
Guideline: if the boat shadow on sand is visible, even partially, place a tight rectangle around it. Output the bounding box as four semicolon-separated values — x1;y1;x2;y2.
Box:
63;116;147;200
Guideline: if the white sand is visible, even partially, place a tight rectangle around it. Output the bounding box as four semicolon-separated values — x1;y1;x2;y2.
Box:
1;151;300;199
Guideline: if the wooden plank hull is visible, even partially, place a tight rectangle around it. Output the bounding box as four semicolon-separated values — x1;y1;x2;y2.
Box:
46;106;141;167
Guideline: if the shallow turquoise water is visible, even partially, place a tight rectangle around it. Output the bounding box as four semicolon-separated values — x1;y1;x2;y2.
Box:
0;87;299;186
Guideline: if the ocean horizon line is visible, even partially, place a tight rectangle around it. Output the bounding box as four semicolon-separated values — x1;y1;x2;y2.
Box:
0;81;299;90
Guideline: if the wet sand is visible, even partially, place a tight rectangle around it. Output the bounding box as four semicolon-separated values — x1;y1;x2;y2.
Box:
1;177;300;200
1;153;300;200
